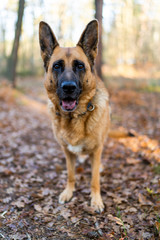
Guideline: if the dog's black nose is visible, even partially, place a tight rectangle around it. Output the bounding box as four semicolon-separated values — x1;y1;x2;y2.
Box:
61;81;77;93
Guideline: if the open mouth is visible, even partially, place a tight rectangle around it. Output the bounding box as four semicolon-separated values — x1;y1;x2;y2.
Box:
60;98;78;112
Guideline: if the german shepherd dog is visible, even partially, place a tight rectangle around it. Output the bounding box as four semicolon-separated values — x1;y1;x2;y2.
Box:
39;20;110;212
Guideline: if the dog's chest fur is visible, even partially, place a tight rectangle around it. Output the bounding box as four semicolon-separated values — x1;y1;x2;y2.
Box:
67;144;83;154
48;83;110;152
58;117;89;150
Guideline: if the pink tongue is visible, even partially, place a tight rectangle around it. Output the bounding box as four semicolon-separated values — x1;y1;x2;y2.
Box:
62;100;76;110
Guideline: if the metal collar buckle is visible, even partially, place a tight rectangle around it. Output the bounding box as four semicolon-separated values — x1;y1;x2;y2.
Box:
87;102;95;112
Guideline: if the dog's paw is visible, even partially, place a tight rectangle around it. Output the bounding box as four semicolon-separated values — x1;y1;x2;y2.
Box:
59;188;73;204
91;194;104;213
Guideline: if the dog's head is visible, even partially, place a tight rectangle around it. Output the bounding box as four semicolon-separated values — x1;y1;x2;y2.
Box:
39;20;98;112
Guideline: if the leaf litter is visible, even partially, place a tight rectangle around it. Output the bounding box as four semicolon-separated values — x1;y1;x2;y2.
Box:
0;86;160;239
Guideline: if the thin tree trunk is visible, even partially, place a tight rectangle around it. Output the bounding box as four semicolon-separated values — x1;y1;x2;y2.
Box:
2;27;6;58
8;0;25;87
95;0;103;79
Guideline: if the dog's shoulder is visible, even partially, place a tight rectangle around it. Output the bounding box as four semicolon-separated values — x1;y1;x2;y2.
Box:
85;77;110;133
94;77;109;111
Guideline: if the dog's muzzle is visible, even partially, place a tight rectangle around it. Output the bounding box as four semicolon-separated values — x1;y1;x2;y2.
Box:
56;70;82;112
60;81;78;111
57;80;81;112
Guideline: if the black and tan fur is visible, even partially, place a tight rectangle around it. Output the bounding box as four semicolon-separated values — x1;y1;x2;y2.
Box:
39;20;110;212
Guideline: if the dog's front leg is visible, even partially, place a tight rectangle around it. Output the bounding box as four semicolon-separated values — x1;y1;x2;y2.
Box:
90;146;104;212
59;148;76;204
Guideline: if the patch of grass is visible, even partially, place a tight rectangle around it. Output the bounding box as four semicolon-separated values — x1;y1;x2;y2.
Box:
144;85;160;93
157;215;160;223
116;206;121;219
153;164;160;174
154;215;160;237
116;207;128;237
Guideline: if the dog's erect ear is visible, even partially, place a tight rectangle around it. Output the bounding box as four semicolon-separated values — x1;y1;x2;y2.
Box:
39;21;59;71
77;20;98;67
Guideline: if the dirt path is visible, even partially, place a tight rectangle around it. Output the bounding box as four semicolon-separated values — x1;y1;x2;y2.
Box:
0;87;160;239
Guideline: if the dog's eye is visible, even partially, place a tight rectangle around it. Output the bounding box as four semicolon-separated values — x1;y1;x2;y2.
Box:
53;64;61;70
77;64;84;70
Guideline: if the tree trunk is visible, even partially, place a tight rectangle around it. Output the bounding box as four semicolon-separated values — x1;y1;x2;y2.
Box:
2;27;6;58
95;0;103;79
8;0;25;87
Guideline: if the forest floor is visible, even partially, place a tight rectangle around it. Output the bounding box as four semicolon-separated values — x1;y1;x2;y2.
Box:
0;81;160;240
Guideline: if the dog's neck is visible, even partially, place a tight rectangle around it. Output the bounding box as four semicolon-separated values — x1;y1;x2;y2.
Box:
55;101;95;119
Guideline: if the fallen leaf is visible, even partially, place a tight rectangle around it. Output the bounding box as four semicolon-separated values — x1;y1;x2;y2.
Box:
138;193;153;206
155;221;160;233
142;232;153;239
3;197;12;203
82;203;96;215
55;164;63;173
11;200;25;208
76;166;84;173
71;216;80;223
60;208;71;220
34;204;42;212
124;207;137;213
108;214;123;226
126;158;141;165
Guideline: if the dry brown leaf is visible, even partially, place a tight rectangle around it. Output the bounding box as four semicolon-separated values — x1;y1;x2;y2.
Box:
60;208;71;220
126;158;141;165
113;197;127;204
11;200;25;208
107;214;123;226
55;164;63;173
3;197;12;203
76;166;84;173
34;204;42;212
138;193;153;206
124;207;137;213
82;203;96;215
71;216;80;224
155;221;160;234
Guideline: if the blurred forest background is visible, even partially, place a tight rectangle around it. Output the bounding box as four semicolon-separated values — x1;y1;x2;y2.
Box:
0;1;160;238
1;0;160;90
